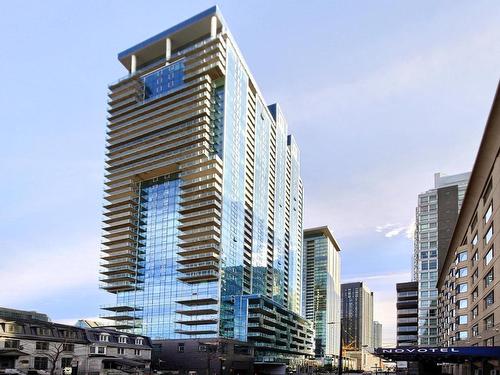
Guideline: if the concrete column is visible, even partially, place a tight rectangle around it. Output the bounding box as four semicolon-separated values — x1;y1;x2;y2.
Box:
166;38;171;62
131;54;137;74
210;16;217;39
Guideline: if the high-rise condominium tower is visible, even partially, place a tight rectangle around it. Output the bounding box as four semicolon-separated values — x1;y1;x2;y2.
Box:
413;172;470;346
99;7;311;360
341;282;373;351
303;227;341;359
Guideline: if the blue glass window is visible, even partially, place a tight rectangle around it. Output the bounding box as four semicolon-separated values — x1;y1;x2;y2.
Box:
143;60;184;101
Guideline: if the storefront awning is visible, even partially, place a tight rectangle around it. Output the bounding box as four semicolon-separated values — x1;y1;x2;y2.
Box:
0;349;29;357
102;357;146;367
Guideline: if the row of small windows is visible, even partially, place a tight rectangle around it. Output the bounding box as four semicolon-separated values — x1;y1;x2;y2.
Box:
98;333;143;345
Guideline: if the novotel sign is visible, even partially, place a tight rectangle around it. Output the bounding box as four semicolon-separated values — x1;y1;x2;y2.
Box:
378;348;460;354
375;347;500;358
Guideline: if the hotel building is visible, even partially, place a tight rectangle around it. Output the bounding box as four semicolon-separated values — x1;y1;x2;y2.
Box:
98;6;312;364
303;227;341;359
413;171;470;346
437;83;500;373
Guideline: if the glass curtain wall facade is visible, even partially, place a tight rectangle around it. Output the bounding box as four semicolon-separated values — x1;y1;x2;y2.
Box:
412;172;470;346
303;227;341;359
99;7;307;359
341;282;373;351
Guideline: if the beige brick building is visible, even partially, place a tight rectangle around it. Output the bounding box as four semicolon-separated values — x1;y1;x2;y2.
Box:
437;82;500;373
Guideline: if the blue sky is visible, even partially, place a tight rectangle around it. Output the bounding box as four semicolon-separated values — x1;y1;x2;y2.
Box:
1;1;499;345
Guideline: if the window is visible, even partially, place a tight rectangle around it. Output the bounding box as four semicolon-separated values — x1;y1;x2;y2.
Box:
90;346;106;355
485;225;493;245
472;269;479;284
36;342;49;350
484;314;494;330
456;251;467;263
472;233;478;246
484;268;494;288
177;343;185;353
61;330;76;339
34;357;48;370
483;179;492;204
484;291;494;308
484;202;493;223
36;327;51;336
456;267;468;278
4;340;20;349
117;347;125;355
457;299;468;309
472;287;479;302
472;251;479;266
61;358;72;368
134;349;141;356
457;315;468;325
99;334;109;342
6;324;23;334
485;247;494;266
143;61;185;101
456;331;468;341
471;213;478;232
63;344;74;352
118;336;128;344
472;305;479;320
135;337;143;345
456;283;468;294
472;324;479;337
485;337;494;346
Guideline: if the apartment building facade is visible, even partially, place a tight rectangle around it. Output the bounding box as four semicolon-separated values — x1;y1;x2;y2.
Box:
413;172;470;346
0;314;152;374
437;84;500;373
302;227;341;359
341;282;373;351
396;282;418;347
99;6;311;363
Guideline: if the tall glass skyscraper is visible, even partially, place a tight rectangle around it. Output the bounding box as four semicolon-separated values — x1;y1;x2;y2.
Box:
303;227;341;360
99;6;311;360
412;172;470;346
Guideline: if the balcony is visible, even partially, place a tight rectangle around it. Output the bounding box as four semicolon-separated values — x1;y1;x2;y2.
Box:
177;269;219;283
100;281;139;293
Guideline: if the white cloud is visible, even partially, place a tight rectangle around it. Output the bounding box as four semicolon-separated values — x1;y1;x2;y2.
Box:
374;222;414;239
0;239;100;306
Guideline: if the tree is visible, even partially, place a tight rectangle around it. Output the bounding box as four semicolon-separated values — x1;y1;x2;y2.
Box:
46;341;71;375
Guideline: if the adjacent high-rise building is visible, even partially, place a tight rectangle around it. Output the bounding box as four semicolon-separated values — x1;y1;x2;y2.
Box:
303;227;341;359
372;321;382;349
437;84;499;362
341;282;373;351
395;282;418;347
413;171;470;346
98;6;312;362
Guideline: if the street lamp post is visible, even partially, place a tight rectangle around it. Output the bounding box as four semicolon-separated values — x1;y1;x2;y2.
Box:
327;321;343;375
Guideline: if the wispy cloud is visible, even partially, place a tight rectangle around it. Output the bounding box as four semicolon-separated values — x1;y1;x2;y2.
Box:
375;222;414;239
343;271;411;284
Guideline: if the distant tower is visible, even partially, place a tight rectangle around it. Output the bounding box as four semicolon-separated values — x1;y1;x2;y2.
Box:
303;226;341;359
341;282;373;350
